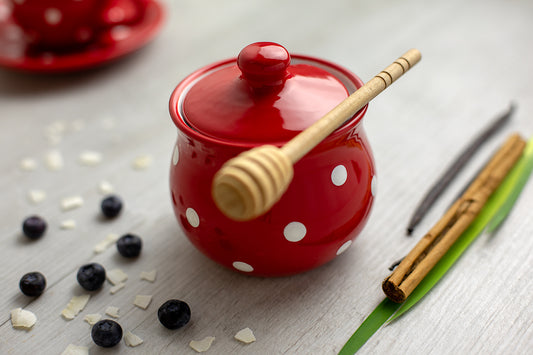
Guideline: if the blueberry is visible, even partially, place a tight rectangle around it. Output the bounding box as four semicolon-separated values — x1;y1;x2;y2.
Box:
116;234;142;258
101;195;123;218
19;272;46;297
22;215;47;239
158;299;191;329
77;263;106;291
91;319;123;347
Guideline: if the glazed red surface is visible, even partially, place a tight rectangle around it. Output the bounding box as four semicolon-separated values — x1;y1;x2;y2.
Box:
169;44;375;276
10;0;107;49
0;0;163;73
182;64;350;144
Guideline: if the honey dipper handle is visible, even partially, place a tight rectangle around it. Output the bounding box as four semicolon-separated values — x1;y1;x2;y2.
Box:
213;49;421;221
282;48;422;163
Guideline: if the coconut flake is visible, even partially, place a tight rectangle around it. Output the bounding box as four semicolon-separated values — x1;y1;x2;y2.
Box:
124;331;144;347
190;337;215;353
28;189;46;204
60;195;84;211
234;327;256;344
60;219;76;230
110;282;125;295
45;120;66;136
61;344;89;355
79;151;102;166
45;121;66;145
107;268;128;286
10;308;37;330
83;313;102;326
20;158;37;171
133;295;152;310
61;294;90;320
132;154;152;170
94;233;119;254
140;270;157;282
45;150;64;171
105;306;120;318
98;180;114;194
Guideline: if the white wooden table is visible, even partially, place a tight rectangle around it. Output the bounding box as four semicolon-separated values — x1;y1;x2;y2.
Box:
1;0;533;353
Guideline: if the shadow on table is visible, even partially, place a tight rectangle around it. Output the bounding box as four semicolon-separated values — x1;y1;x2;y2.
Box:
0;48;151;98
169;237;366;320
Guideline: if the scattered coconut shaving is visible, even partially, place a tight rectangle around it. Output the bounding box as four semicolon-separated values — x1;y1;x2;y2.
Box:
45;121;66;138
60;219;76;230
140;270;157;282
190;336;215;353
110;282;125;295
83;313;102;326
60;196;84;211
61;344;88;355
45;150;64;171
61;294;90;320
10;308;37;330
20;158;37;171
107;268;128;286
94;233;119;254
98;180;114;194
105;306;120;318
132;154;153;170
234;327;256;344
124;331;144;347
44;121;66;145
79;151;102;166
28;189;46;204
133;295;152;310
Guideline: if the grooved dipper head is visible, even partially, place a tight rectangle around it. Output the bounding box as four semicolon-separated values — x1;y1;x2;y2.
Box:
212;145;293;221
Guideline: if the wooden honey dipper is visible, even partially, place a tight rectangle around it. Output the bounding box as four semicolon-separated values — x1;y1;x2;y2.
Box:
212;48;422;221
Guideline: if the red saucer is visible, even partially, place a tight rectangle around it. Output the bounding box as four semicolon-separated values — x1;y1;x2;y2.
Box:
0;0;164;73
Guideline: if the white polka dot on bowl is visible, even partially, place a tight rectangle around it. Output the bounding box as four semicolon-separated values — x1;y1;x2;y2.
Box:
283;222;307;242
336;240;352;255
44;8;62;25
371;175;377;197
0;4;10;22
331;164;348;186
172;145;179;165
232;261;254;272
110;25;131;41
185;208;199;228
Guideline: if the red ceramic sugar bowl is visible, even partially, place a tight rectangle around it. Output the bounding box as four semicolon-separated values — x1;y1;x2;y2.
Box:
9;0;148;49
169;42;377;277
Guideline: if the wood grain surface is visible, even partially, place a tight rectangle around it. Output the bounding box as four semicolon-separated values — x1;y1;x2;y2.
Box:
1;0;532;354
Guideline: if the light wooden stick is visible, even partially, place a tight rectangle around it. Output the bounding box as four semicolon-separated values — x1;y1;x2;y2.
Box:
212;49;422;221
382;133;527;303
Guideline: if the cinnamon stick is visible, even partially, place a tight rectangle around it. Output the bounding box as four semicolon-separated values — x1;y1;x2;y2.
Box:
383;133;526;303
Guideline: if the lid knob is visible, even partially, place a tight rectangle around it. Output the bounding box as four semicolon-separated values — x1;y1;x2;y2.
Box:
237;42;290;89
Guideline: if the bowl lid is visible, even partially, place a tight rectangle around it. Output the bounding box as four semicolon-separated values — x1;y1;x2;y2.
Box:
180;42;359;145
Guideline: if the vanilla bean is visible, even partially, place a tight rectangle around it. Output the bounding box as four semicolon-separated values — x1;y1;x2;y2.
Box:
388;258;403;271
406;103;515;235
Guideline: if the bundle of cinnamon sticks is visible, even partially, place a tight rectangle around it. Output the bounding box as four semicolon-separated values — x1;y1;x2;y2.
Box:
383;133;527;303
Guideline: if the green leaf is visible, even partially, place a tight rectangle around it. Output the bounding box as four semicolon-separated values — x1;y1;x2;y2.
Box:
338;136;533;354
338;298;400;355
390;135;533;321
486;138;533;232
